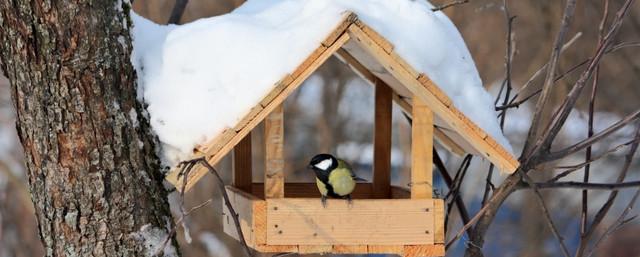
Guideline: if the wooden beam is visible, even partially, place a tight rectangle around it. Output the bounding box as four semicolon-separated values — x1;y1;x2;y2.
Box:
233;133;253;192
264;105;284;199
411;97;433;199
346;24;518;173
335;48;466;157
266;198;435;245
372;80;392;199
165;31;352;192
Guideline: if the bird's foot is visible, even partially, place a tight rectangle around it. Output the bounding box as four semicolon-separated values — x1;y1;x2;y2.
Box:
321;196;328;208
347;195;353;208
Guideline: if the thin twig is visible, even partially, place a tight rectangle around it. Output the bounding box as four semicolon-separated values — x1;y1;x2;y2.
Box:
547;139;638;183
485;0;515;207
435;149;473;234
586;185;640;257
521;0;577;157
542;109;640;162
442;154;473;236
576;124;640;256
191;158;255;257
531;0;635;159
519;171;571;257
524;181;640;190
431;0;469;12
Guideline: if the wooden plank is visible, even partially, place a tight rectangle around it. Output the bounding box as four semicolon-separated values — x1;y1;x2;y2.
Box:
260;75;293;108
391;186;411;199
298;245;332;254
417;74;453;108
333;245;368;254
322;12;358;47
373;81;392;199
336;48;465;157
222;186;261;247
251;183;372;199
266;198;435;245
393;95;465;156
265;105;284;199
253;244;298;253
253;200;267;245
353;20;394;53
434;127;465;156
404;244;446;257
392;51;421;79
412;97;434;199
368;245;404;255
347;25;519;173
166;32;351;192
234;105;264;132
165;128;236;187
233;134;253;192
433;199;445;244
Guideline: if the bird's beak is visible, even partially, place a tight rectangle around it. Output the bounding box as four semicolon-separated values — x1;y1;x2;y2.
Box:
307;164;313;169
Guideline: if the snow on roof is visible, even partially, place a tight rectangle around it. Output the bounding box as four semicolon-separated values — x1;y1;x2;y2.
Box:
131;0;514;168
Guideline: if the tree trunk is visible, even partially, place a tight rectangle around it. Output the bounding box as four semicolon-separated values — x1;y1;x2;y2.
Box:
0;1;177;256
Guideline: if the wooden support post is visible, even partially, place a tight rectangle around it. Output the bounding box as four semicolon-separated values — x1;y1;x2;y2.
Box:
372;80;392;199
233;133;253;192
265;105;285;198
411;96;433;199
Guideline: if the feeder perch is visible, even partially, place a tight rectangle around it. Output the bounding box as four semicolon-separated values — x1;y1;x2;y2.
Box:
165;13;519;257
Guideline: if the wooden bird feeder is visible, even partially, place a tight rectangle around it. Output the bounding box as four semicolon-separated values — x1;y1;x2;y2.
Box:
165;13;519;257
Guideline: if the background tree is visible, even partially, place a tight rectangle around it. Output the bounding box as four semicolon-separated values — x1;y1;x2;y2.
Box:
0;1;177;256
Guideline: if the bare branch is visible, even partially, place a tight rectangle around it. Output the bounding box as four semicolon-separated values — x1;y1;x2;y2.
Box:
548;139;638;183
581;1;609;246
532;0;635;158
431;0;469;12
578;124;640;256
521;0;577;157
434;149;473;236
193;158;254;257
542;109;640;162
519;171;571;257
526;181;640;190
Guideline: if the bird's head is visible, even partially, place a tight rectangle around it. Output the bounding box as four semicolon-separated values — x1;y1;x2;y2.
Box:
308;153;338;173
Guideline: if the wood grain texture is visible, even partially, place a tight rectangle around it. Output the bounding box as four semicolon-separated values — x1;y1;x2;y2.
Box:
222;186;261;247
166;32;351;191
433;199;445;244
346;24;518;173
333;245;368;254
368;245;404;255
265;105;285;199
373;81;393;199
251;183;373;199
412;97;434;199
336;49;465;156
266;198;435;245
233;134;253;192
404;244;446;257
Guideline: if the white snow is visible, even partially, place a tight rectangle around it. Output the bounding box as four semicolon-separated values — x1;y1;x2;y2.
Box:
131;0;513;167
199;232;232;257
130;224;177;257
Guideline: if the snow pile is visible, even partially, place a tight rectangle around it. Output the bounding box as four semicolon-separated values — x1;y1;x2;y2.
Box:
131;0;513;167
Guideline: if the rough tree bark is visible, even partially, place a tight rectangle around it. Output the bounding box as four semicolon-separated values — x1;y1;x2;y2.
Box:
0;1;177;256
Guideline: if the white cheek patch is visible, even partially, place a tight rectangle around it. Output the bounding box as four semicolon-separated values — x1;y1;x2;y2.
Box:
314;159;332;170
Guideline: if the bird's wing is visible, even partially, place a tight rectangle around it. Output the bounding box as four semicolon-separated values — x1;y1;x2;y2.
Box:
338;159;367;182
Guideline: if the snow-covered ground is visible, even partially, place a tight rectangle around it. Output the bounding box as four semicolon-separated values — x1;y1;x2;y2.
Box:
131;0;513;168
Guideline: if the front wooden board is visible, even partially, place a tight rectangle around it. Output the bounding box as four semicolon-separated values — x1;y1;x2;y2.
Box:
266;198;439;245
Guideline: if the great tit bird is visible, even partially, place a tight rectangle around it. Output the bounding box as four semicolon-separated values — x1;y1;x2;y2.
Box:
308;153;365;207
